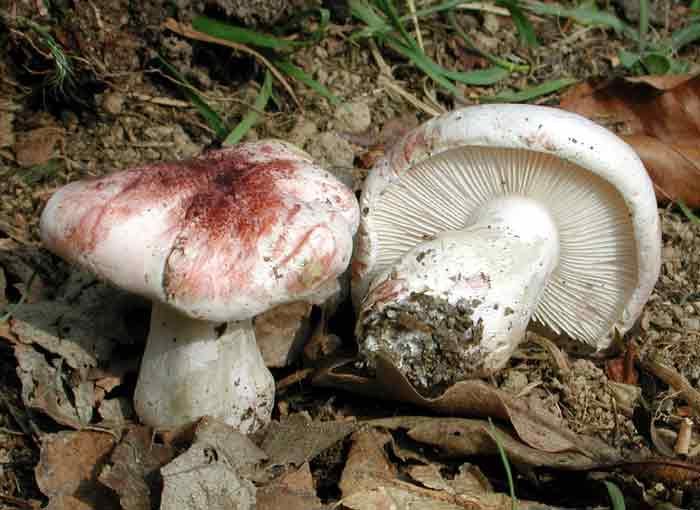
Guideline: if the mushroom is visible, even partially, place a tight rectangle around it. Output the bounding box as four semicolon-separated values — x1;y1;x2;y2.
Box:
40;140;359;431
352;104;661;390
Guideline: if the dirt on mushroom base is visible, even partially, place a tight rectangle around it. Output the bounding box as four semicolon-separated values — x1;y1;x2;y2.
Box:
359;292;487;394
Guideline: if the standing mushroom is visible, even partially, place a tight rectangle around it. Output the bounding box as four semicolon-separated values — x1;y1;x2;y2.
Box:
353;104;660;390
40;140;359;431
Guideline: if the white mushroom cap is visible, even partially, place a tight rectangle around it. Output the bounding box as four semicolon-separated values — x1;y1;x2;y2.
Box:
40;140;360;431
41;140;360;321
353;104;661;350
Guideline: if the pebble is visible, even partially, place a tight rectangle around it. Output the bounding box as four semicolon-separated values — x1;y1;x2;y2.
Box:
334;101;371;134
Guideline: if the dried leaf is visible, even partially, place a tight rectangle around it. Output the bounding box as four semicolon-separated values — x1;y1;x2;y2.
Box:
407;463;493;495
45;495;99;510
339;428;564;510
97;397;135;426
371;416;608;470
260;413;356;473
98;426;177;510
160;417;261;510
15;344;92;428
194;416;267;476
254;301;313;368
0;238;54;301
35;430;118;509
10;293;131;371
559;75;700;206
313;356;620;463
256;463;323;510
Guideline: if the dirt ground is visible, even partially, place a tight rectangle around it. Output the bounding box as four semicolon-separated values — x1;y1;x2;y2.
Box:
0;0;699;508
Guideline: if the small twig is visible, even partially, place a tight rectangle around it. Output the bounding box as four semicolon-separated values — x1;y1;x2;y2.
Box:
0;427;24;436
378;74;442;117
276;368;314;391
674;418;693;455
368;39;392;77
529;333;571;379
406;0;424;52
642;358;700;417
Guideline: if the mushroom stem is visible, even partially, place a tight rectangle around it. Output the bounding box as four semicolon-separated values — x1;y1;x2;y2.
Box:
134;303;274;432
358;196;560;389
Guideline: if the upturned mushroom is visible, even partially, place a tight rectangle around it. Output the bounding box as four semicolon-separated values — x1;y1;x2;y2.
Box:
353;104;661;390
40;140;359;431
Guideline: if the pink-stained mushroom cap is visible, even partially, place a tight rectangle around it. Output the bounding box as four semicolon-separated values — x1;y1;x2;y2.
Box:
41;140;359;321
40;140;359;431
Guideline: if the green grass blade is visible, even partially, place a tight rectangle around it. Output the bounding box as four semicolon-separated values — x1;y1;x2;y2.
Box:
498;0;539;47
390;36;508;87
523;1;636;40
488;419;517;510
385;38;458;92
638;0;649;50
483;77;578;102
409;0;477;19
442;66;511;85
349;0;473;41
678;201;700;225
273;59;341;104
604;481;626;510
223;70;273;146
156;55;228;140
349;0;392;39
192;16;303;51
377;0;417;48
672;22;700;51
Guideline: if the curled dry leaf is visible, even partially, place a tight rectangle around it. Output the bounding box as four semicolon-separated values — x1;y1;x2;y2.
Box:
35;430;118;510
159;417;266;510
559;75;700;206
313;355;620;462
10;300;125;371
369;416;611;470
254;301;313;368
15;344;94;428
339;428;568;510
259;413;357;475
98;426;177;510
256;462;323;510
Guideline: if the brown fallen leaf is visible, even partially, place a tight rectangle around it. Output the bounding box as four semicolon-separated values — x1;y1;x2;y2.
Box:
0;238;54;301
15;344;94;428
370;416;610;470
254;301;313;368
159;417;263;510
313;355;620;463
259;413;357;476
339;428;568;510
45;495;98;510
559;75;700;206
35;430;118;510
98;426;177;510
256;463;324;510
